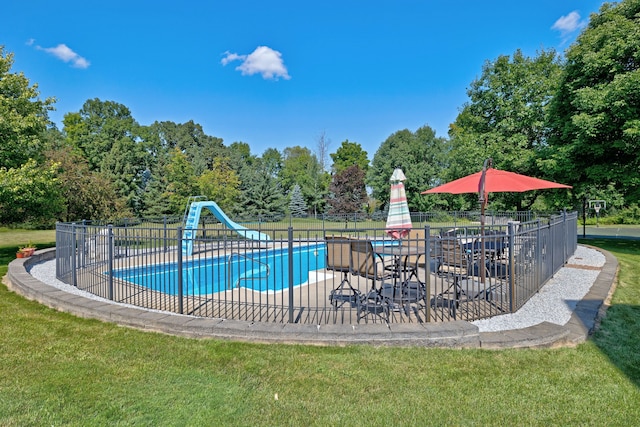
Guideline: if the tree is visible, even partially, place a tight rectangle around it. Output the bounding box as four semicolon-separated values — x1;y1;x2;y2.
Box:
330;139;369;174
546;0;640;206
288;184;308;217
46;144;130;221
135;124;170;216
0;159;63;226
280;146;327;214
228;141;254;165
164;148;199;214
368;126;448;212
236;159;286;218
326;165;367;214
62;98;154;214
64;98;138;171
147;120;225;176
197;157;240;212
448;49;563;210
261;148;283;177
227;141;257;189
101;135;149;215
140;172;172;217
315;130;331;172
0;47;55;170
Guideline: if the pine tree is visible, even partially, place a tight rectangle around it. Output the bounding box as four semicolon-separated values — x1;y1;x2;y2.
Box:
237;167;287;219
289;184;308;217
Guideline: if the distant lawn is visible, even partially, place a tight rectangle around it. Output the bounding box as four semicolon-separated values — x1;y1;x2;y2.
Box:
1;232;639;425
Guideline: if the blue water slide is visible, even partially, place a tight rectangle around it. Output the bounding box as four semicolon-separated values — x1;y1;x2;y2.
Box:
182;201;272;256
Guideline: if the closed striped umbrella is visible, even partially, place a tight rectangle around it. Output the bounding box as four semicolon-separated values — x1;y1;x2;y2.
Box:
385;168;412;239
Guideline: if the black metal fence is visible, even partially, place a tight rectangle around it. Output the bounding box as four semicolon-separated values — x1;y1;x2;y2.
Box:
79;210;546;231
55;211;577;325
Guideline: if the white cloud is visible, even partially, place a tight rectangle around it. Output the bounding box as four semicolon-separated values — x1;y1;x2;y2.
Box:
552;11;587;36
221;51;246;66
221;46;290;80
35;42;90;69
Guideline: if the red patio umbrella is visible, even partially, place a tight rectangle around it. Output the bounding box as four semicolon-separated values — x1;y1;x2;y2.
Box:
421;165;572;195
421;159;572;281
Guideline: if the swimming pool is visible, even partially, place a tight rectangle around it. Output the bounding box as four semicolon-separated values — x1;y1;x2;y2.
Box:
112;244;327;295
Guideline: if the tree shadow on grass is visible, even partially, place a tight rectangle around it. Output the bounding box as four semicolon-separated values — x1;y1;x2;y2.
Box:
592;303;640;388
0;246;21;271
577;238;640;389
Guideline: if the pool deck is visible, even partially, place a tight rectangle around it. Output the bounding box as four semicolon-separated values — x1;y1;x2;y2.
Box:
5;246;617;349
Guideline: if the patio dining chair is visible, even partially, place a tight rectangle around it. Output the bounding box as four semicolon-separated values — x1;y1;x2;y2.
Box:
350;239;395;323
404;229;442;277
430;275;503;320
437;235;474;277
325;235;360;308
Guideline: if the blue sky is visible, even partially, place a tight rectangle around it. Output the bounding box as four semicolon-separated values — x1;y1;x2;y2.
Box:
3;0;606;160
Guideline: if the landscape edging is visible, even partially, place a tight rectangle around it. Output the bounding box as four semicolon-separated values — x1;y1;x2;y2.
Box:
5;246;616;349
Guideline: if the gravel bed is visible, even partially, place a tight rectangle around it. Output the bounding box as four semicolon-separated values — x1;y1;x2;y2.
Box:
28;260;172;315
28;245;606;332
472;245;605;332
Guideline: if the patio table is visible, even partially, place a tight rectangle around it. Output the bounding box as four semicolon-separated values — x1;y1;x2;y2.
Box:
374;245;427;307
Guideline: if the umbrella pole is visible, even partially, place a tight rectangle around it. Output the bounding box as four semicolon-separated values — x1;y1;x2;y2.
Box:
480;199;486;284
478;159;492;284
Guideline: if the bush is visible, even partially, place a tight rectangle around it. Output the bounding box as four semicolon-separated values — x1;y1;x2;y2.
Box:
581;204;640;225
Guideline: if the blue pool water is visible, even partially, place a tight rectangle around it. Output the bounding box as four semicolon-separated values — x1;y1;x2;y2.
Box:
112;244;327;295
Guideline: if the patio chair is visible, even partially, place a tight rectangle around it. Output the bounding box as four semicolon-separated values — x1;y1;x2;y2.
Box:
472;229;507;260
431;275;503;320
488;229;507;259
325;235;360;308
350;239;395;323
405;229;442;276
472;258;508;279
437;236;473;276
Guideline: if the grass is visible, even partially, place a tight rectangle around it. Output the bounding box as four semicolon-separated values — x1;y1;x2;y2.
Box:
1;231;639;425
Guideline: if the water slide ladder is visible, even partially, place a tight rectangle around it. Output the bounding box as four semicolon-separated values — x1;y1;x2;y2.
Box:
227;252;270;289
181;196;205;257
181;196;272;257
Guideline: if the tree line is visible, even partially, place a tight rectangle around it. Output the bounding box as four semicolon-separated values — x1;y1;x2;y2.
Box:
1;0;639;227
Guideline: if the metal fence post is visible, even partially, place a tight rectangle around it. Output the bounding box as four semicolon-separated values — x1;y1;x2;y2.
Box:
177;226;184;314
71;223;77;287
79;220;86;268
507;221;516;313
536;219;542;288
424;225;431;322
55;222;60;279
562;210;568;262
123;218;128;257
108;225;114;301
288;226;295;323
164;215;168;252
322;214;326;237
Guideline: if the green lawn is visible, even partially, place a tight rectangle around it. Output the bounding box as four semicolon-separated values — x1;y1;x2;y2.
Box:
1;231;639;425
